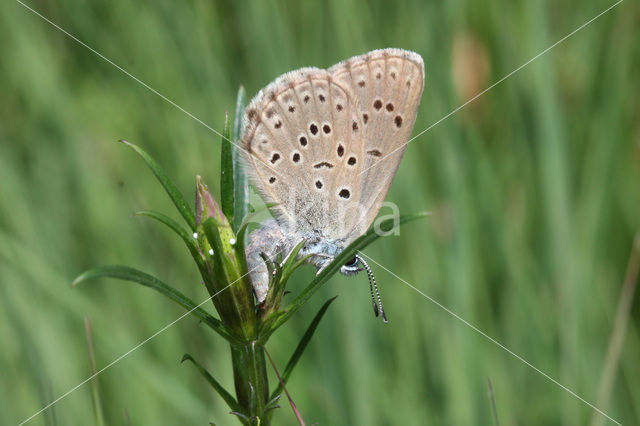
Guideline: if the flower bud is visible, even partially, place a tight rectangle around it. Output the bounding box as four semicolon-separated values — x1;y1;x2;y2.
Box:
196;175;228;227
195;175;257;339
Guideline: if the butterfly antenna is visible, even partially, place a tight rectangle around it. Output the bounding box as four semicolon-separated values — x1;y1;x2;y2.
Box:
355;254;388;323
363;262;379;316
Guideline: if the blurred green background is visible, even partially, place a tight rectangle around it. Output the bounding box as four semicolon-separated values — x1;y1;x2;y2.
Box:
1;0;638;425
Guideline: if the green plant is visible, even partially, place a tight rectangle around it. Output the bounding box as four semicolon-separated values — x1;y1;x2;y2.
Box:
72;87;425;424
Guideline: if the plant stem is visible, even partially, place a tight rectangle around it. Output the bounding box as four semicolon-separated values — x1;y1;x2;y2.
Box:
231;341;269;423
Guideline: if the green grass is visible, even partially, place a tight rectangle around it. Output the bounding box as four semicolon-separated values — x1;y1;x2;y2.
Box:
1;0;639;424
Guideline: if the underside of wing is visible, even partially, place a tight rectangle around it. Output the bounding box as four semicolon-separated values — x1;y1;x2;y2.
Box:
241;68;367;239
329;48;425;238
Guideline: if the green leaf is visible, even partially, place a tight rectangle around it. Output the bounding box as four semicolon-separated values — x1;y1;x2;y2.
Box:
119;139;196;231
232;86;249;233
72;265;234;342
133;210;207;275
220;112;234;228
264;213;428;337
279;240;311;284
263;394;282;415
229;411;251;424
181;354;242;413
269;296;337;400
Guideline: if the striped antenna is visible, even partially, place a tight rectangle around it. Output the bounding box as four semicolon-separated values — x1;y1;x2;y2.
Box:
356;254;388;323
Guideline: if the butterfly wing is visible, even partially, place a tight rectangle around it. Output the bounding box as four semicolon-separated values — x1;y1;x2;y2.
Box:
329;49;425;240
241;68;367;240
242;49;424;243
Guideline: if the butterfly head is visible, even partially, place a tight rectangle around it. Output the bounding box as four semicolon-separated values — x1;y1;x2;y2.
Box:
339;254;388;323
340;255;362;276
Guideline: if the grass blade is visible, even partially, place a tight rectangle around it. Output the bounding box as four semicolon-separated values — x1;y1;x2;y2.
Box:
181;354;242;413
232;86;249;233
119;139;196;231
270;296;337;401
220;112;234;227
72;265;233;341
591;233;640;426
487;378;500;426
84;317;105;426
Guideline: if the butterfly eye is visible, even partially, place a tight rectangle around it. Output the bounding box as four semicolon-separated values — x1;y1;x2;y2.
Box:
344;256;358;268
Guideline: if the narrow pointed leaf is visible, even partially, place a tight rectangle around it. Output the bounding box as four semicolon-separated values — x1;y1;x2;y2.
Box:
119;139;196;231
270;296;337;400
262;394;282;422
270;240;305;298
230;411;251;423
133;210;206;274
72;265;233;341
232;86;249;233
220;112;234;227
264;213;428;337
264;394;281;413
280;240;310;283
181;354;242;413
261;240;308;324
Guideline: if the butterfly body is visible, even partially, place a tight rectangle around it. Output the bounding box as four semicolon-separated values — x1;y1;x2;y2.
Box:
242;48;424;303
245;219;348;302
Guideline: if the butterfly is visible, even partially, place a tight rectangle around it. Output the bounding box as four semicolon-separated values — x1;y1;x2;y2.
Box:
241;48;424;321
